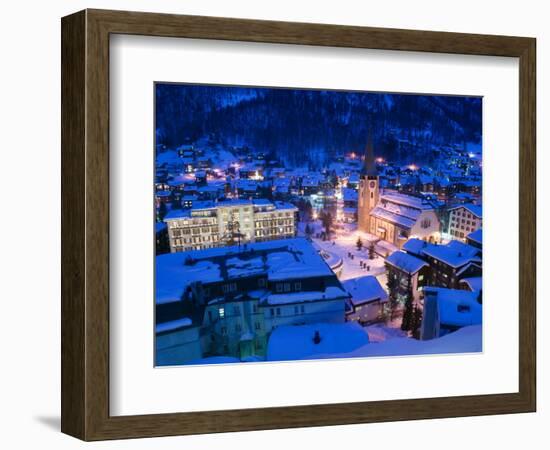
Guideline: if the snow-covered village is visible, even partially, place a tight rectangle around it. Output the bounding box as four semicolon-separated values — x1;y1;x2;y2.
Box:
154;85;483;366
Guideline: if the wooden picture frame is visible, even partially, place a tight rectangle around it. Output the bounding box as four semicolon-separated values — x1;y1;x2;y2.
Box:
61;9;536;441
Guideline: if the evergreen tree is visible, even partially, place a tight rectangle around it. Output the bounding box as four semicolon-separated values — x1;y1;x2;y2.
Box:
158;202;167;221
356;237;363;251
401;275;414;332
385;267;399;322
305;224;313;239
368;242;376;259
319;210;333;239
411;305;423;339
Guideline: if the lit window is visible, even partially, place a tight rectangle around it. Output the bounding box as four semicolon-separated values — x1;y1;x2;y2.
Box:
219;307;225;318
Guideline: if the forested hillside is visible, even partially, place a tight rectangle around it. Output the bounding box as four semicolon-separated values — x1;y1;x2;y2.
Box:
155;84;482;167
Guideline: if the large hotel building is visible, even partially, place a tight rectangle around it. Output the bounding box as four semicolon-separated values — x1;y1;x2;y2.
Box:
164;199;298;253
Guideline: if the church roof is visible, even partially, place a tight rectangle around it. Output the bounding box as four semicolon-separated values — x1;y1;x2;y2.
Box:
370;206;416;229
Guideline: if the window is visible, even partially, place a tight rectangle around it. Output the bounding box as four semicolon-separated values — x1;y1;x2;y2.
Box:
284;283;291;292
270;308;275;317
294;282;302;291
233;305;240;315
276;308;281;316
218;307;225;319
222;282;237;293
258;278;266;288
300;305;305;314
420;218;431;229
276;284;283;293
255;321;261;330
294;306;299;314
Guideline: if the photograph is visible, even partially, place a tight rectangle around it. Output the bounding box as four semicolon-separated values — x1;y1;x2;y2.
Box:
154;84;483;366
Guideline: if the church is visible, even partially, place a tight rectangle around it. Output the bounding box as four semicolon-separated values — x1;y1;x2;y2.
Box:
357;133;441;248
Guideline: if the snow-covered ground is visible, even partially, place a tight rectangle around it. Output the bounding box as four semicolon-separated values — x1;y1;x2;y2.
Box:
365;321;408;343
266;324;481;362
299;220;395;281
270;325;482;361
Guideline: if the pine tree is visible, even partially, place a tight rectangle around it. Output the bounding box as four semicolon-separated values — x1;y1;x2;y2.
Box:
368;242;376;259
356;237;363;251
158;202;167;221
385;267;399;322
320;210;333;239
411;305;423;339
401;275;414;332
305;224;313;239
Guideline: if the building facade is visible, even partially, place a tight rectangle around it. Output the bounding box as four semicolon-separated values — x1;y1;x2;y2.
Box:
402;238;482;290
155;238;350;364
164;199;297;253
448;203;482;240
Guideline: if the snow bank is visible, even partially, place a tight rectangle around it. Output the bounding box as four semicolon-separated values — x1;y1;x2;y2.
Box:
267;322;370;361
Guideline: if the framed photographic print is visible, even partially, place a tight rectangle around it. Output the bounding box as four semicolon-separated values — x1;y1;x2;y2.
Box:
61;9;536;441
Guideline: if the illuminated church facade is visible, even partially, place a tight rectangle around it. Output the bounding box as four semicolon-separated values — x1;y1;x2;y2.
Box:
357;134;441;248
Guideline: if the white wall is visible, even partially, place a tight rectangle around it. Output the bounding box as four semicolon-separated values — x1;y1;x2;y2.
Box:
0;1;547;449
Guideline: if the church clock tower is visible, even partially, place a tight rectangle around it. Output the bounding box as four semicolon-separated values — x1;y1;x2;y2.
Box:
357;131;379;233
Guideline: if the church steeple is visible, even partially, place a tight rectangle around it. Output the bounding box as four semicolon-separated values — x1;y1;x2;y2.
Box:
357;126;380;233
362;128;377;177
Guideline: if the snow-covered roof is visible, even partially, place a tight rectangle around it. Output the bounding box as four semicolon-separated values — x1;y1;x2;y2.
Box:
370;206;416;229
424;287;482;328
163;209;192;220
402;238;428;256
155;222;167;234
266;322;370;361
155;238;339;305
467;228;482;245
460;277;483;292
155;257;222;304
386;250;428;274
343;275;389;306
226;256;265;278
449;203;482;218
421;240;481;268
381;191;436;210
265;286;348;306
343;188;358;202
156;318;193;333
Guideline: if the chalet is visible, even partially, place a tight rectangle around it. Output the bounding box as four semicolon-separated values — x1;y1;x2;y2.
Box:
343;275;389;324
385;250;430;306
403;238;482;289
